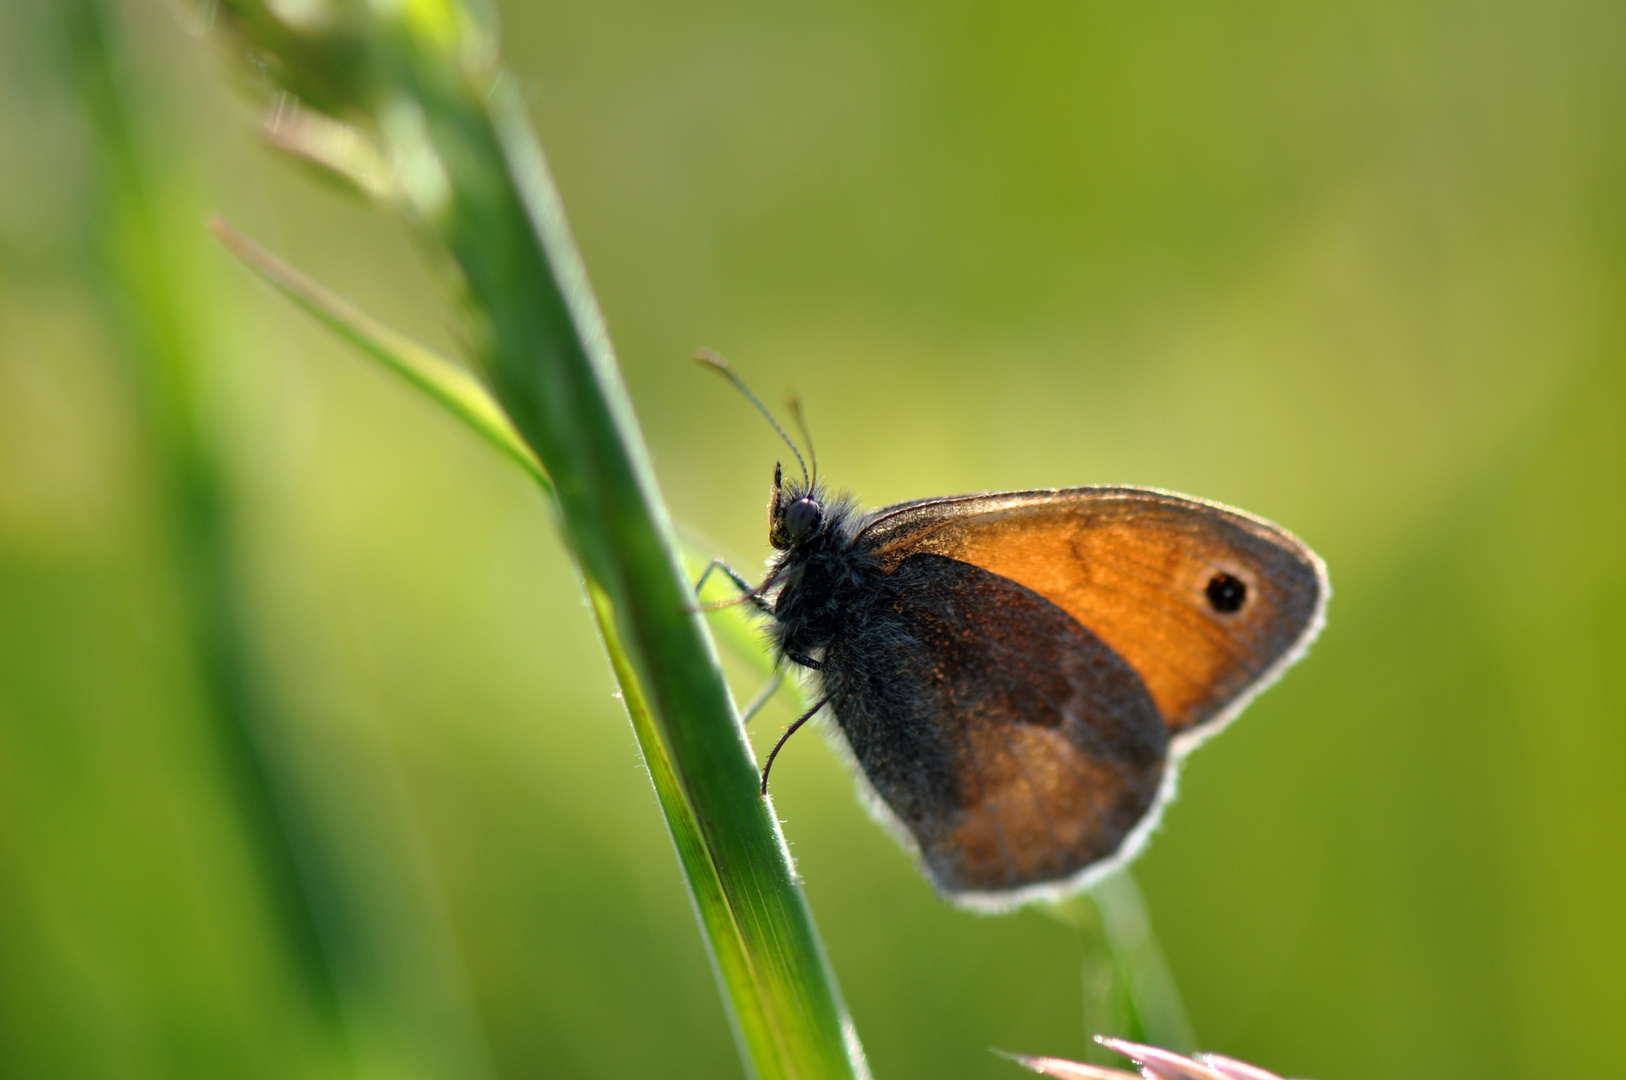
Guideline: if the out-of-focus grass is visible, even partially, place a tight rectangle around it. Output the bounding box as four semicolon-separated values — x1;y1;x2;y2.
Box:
208;218;549;494
198;2;868;1078
1;1;1624;1079
1046;875;1195;1066
15;3;500;1079
61;0;349;1063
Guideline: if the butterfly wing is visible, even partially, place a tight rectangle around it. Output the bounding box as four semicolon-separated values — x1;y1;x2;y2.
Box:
823;552;1172;901
827;487;1325;905
858;487;1326;748
858;486;1328;746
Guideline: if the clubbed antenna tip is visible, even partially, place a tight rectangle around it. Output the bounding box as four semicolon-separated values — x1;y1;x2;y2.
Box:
785;392;817;489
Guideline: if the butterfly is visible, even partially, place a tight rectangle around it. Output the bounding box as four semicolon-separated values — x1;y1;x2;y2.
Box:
698;355;1328;911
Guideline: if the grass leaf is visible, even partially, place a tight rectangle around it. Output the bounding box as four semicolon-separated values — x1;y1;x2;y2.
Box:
208;216;549;494
202;4;868;1076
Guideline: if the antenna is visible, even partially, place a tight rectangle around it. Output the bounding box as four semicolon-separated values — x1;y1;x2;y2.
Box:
785;393;817;489
695;350;809;486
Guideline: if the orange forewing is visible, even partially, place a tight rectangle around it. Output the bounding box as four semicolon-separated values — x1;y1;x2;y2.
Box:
861;488;1327;738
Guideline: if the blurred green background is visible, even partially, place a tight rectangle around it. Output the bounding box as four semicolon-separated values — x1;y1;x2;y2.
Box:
2;1;1623;1078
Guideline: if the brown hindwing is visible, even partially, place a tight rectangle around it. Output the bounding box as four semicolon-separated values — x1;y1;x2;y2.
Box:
822;553;1168;894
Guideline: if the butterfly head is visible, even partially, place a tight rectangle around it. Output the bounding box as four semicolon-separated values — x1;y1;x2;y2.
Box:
693;351;839;551
768;461;825;551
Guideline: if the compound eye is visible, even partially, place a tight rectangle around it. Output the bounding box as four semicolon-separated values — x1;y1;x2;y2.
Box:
783;498;822;540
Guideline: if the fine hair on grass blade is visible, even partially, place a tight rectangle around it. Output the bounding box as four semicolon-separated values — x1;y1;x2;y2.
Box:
199;3;869;1077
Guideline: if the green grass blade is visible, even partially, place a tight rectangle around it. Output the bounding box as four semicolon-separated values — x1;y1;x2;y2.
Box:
209;218;795;719
65;0;353;1062
75;4;502;1075
202;5;868;1077
430;78;868;1080
208;217;550;494
1046;873;1195;1062
1090;873;1194;1054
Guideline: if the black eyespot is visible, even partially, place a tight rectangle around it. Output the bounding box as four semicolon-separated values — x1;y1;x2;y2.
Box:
1206;572;1247;613
783;497;822;540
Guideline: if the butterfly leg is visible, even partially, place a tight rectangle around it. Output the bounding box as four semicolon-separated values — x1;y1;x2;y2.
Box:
760;693;832;796
738;670;784;726
784;650;826;672
694;557;754;596
692;558;773;614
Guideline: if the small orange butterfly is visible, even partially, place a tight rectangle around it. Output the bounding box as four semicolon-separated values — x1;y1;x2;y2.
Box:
700;355;1327;911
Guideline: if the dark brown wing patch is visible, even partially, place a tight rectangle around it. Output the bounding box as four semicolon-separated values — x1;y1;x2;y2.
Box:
822;553;1167;895
860;488;1326;738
